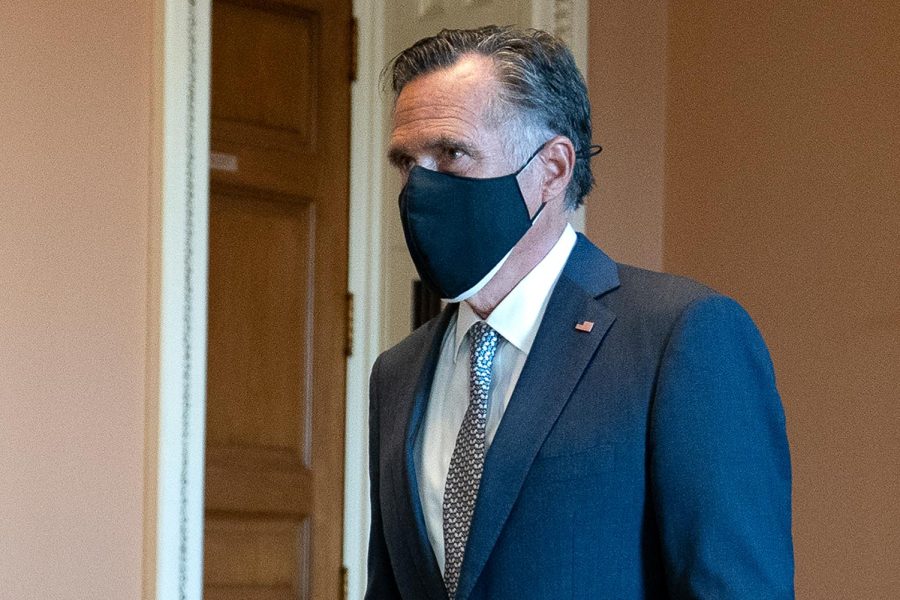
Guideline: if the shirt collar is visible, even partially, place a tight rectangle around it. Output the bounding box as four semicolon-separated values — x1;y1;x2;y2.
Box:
453;224;577;360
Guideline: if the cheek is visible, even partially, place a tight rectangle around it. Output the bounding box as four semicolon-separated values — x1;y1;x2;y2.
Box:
517;170;546;212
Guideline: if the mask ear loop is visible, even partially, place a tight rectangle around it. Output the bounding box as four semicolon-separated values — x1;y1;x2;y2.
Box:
513;143;549;176
523;143;603;221
575;144;603;160
512;143;550;221
515;143;552;221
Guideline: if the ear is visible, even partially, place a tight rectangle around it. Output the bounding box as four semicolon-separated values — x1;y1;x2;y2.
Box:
539;135;576;206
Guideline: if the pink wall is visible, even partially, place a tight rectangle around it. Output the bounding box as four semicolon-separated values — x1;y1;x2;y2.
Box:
0;2;153;597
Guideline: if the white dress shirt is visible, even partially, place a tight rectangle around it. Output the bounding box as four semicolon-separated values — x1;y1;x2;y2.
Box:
414;225;577;573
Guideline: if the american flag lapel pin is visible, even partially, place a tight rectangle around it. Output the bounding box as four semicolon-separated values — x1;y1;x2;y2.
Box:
575;320;594;333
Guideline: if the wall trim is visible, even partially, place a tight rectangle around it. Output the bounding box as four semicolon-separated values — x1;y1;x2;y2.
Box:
344;1;386;598
532;0;589;73
145;1;211;599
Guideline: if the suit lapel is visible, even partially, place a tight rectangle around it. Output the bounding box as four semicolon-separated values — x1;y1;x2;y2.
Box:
455;235;620;600
385;307;455;600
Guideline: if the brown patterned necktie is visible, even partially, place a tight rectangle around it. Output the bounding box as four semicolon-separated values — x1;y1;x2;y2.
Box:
442;321;499;598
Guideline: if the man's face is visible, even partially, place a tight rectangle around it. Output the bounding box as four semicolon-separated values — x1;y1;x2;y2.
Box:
387;52;574;311
387;54;526;183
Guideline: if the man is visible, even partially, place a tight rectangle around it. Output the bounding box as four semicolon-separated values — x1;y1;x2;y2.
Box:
367;26;793;599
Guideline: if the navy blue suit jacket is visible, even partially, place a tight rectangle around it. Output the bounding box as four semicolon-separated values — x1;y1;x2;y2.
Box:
366;235;794;599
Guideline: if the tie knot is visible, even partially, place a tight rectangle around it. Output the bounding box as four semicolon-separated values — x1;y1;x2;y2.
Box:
469;321;498;372
470;321;497;350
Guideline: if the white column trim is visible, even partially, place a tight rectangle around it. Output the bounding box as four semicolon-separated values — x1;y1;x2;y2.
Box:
344;1;386;599
145;1;211;599
532;0;589;74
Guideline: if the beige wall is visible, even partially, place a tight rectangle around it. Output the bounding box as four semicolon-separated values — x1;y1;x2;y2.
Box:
585;1;667;270
0;2;153;598
589;1;899;598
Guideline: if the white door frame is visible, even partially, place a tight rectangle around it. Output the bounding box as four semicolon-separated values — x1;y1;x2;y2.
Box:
144;1;587;598
144;1;211;599
342;1;387;598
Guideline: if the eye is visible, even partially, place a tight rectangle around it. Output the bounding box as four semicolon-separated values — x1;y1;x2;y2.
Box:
391;155;415;174
436;146;469;173
444;147;465;161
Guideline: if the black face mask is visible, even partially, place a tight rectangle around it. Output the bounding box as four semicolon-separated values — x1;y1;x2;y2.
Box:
398;145;546;302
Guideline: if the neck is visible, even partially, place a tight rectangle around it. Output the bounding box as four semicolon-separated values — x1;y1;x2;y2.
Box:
466;218;568;319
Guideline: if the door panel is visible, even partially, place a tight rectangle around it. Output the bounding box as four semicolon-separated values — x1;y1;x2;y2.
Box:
210;2;325;195
212;2;315;140
205;0;351;598
205;517;311;600
207;192;314;456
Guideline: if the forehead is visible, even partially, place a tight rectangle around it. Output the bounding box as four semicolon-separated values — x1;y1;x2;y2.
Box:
389;54;506;151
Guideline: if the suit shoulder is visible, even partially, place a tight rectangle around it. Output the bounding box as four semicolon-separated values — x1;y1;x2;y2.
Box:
611;263;720;320
603;264;767;377
375;307;452;376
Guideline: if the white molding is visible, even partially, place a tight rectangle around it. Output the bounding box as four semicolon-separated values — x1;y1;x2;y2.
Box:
344;1;386;599
531;0;588;73
145;1;211;599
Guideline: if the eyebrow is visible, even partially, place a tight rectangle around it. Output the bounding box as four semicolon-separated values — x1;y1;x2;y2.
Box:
387;135;481;168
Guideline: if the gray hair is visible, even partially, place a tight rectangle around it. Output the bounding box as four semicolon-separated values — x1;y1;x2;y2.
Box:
387;25;596;209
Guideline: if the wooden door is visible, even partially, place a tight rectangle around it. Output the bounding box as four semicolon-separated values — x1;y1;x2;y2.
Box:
204;1;352;599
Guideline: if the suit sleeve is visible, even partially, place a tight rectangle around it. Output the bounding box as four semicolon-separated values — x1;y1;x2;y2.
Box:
650;295;794;598
365;356;403;599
